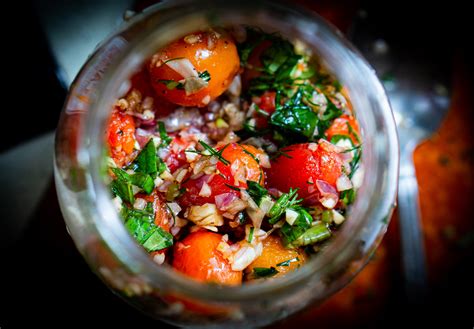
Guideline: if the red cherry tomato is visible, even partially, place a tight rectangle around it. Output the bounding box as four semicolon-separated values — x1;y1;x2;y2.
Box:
172;231;242;285
107;111;136;167
325;114;360;145
177;143;264;208
149;31;240;107
267;142;342;202
253;91;277;129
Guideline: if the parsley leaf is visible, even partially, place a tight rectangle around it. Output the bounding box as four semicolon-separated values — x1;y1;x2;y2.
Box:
246;181;268;205
111;168;154;195
198;70;211;82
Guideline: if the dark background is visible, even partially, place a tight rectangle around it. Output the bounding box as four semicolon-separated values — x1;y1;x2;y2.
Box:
2;0;472;327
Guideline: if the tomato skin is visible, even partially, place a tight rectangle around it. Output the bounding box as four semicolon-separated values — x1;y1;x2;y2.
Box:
149;31;240;107
246;235;306;279
172;231;242;285
267;143;342;202
107;111;136;166
178;143;264;208
253;91;276;129
325;114;360;145
242;39;272;87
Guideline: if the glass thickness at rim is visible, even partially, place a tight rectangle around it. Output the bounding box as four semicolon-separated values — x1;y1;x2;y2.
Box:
82;0;398;303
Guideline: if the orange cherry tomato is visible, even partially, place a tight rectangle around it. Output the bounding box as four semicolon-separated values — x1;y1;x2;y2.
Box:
267;143;342;201
246;235;306;279
325;114;360;145
178;143;265;208
149;31;240;107
172;231;242;285
107;111;136;166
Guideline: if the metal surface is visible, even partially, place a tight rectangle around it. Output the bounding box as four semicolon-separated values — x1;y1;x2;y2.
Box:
350;11;451;301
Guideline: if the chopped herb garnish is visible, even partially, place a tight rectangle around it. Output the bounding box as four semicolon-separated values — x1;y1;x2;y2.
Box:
268;188;302;224
246;181;268;205
198;70;211;82
198;140;230;165
111;167;154;198
276;257;299;267
225;184;241;192
157;121;172;148
131;139;157;178
157;79;184;90
122;205;173;252
111;178;135;204
270;88;318;140
340;188;356;206
239;144;260;163
279;207;312;246
285;223;331;248
253;267;279;278
248;227;255;243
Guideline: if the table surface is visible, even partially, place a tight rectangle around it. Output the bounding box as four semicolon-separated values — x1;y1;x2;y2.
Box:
1;1;473;328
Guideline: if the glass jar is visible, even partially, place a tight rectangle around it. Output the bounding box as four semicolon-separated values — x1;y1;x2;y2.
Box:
54;0;398;327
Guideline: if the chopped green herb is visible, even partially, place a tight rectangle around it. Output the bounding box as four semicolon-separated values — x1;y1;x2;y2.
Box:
111;179;135;204
279;207;312;246
253;267;279;278
321;209;332;224
246;181;268;205
239;144;260;163
157;79;184;90
225;184;241;192
198;70;211;82
131;139;157;177
157;121;172;148
286;223;331;248
248;227;255;243
198;140;230;165
276;257;299;267
270;88;318;140
268;189;302;224
340;188;356;206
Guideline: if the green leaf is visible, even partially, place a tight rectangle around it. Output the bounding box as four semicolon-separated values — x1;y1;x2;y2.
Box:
246;181;268;205
248;227;254;243
111;179;135;204
270;88;318;140
340;188;356;207
111;168;154;195
198;70;211;82
279;207;312;246
268;189;302;224
157;79;184;90
157;122;172;148
286;223;331;248
123;205;173;252
252;267;279;278
276;257;299;267
132;140;157;177
142;226;174;252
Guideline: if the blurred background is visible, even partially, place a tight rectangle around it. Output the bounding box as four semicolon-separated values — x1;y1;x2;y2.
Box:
1;0;472;327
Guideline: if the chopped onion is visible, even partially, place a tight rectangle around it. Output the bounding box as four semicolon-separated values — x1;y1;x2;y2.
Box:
285;208;299;225
227;75;242;97
352;166;364;189
186;203;224;226
199;182;212;197
259;195;275;215
316;180;339;209
167;202;182;217
231;243;261;271
153;253;166;265
165;58;198;79
336;174;353;191
133;198;147;210
184;76;208;95
332;210;345;225
308;143;318;152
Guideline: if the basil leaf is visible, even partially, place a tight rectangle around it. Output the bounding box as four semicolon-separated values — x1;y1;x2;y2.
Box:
253;267;279;278
132;139;157;177
111;168;154;195
142;227;173;252
270;88;318;140
111;179;135;204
